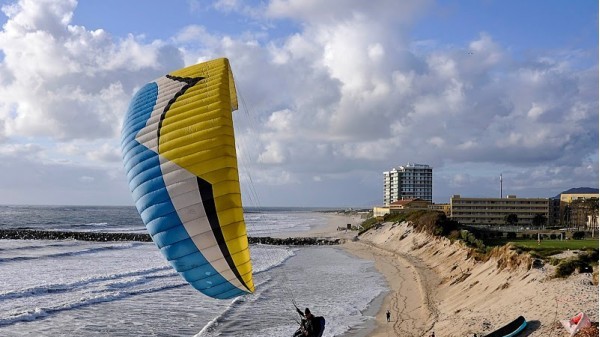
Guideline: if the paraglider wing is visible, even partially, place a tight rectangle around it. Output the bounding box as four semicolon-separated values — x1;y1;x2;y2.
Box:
121;58;254;299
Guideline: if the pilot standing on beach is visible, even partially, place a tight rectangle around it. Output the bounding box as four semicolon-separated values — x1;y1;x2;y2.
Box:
386;310;390;322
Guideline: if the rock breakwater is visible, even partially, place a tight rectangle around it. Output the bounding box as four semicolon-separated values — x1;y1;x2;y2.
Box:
249;236;343;245
0;229;152;242
0;229;342;246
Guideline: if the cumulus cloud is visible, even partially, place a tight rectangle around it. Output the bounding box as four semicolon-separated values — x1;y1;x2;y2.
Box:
0;0;185;204
235;1;596;204
0;0;596;206
258;142;287;164
238;7;594;170
0;0;183;143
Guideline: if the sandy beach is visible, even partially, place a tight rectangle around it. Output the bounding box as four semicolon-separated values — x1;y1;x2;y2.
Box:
270;212;364;240
303;214;599;337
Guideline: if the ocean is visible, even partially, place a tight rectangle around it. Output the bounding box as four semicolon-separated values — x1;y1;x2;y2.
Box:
0;205;387;337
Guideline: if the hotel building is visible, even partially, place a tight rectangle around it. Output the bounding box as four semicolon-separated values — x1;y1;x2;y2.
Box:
383;163;432;205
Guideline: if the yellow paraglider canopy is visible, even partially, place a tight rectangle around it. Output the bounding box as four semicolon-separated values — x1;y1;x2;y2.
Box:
121;58;254;299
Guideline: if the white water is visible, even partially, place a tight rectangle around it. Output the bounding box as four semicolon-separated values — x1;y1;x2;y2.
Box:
0;211;387;337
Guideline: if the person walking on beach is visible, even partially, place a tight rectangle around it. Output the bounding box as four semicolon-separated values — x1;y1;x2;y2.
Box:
386;310;390;322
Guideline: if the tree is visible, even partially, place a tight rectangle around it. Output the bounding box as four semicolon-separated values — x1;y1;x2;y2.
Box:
505;213;519;226
532;214;547;228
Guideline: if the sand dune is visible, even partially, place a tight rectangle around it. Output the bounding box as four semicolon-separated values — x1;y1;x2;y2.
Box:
342;221;598;337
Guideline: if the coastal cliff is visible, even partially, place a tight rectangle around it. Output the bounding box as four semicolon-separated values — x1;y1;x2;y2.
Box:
350;221;598;337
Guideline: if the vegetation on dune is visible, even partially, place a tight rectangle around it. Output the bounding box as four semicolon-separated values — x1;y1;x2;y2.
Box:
553;250;598;278
359;210;599;278
382;210;461;236
358;217;381;234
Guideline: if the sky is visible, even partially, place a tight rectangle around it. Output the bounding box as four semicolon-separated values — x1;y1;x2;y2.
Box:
0;0;597;207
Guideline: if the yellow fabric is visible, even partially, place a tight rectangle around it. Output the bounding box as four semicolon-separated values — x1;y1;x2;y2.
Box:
158;58;253;293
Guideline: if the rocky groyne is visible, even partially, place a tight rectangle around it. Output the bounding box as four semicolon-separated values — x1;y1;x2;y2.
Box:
0;229;152;242
0;229;342;246
249;236;343;245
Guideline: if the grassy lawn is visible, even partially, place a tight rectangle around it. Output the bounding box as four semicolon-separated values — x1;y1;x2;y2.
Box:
483;238;599;258
513;239;598;250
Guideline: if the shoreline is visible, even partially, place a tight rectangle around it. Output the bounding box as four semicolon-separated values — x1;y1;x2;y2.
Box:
6;210;596;336
350;221;599;337
298;213;598;337
292;213;404;337
281;212;392;337
270;212;364;240
340;240;438;337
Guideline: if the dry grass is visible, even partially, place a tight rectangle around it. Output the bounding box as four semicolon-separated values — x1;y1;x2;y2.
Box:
489;244;533;271
578;325;600;337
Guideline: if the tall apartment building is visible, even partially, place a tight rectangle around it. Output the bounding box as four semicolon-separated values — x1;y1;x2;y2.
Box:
450;195;549;227
383;163;432;205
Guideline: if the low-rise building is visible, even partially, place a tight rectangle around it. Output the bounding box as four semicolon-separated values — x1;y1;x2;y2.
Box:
389;198;431;213
450;195;549;227
560;192;599;204
372;206;390;218
428;203;450;216
559;192;599;229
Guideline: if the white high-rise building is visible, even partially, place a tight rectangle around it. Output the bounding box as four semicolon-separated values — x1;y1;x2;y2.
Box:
383;163;432;205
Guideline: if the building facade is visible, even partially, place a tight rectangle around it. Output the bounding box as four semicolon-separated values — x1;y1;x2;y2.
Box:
429;203;451;216
383;163;432;205
389;199;431;213
450;195;549;227
372;206;390;218
559;192;599;229
559;193;599;204
548;198;561;226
